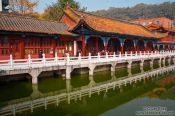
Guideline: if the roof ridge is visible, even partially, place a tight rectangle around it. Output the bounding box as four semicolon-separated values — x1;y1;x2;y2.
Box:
130;16;171;22
72;9;157;36
67;7;81;18
0;12;65;24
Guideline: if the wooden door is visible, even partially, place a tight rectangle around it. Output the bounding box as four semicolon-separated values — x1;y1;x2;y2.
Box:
9;39;21;59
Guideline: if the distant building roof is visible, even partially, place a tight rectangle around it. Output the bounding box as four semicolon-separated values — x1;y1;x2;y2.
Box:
130;17;175;30
0;13;76;36
63;7;166;39
130;17;172;23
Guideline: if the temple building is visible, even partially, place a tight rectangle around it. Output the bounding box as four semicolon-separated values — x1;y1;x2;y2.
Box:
61;6;167;56
0;13;77;60
130;17;175;51
0;6;174;60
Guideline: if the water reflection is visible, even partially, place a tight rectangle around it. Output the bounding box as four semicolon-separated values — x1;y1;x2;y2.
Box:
31;84;42;98
88;75;96;87
0;65;175;116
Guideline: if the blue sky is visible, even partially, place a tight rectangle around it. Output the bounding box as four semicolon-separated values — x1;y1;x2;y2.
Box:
36;0;175;13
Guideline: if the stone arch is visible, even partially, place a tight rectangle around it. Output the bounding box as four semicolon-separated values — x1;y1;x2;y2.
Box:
124;39;135;53
136;40;145;52
146;41;154;51
86;37;104;55
107;38;121;54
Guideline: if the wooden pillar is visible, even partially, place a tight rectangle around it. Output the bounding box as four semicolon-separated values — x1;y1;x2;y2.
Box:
144;41;147;52
121;42;124;54
134;40;137;53
105;45;107;51
102;37;108;52
73;40;77;56
20;37;25;59
81;35;85;56
135;43;137;53
52;38;56;57
96;37;98;53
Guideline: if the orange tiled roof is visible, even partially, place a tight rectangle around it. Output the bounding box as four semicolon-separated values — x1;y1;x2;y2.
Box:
145;23;161;30
145;23;175;33
130;17;175;32
64;7;166;39
130;17;172;23
0;13;76;36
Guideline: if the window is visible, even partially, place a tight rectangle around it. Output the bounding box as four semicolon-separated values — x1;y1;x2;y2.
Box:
0;37;9;56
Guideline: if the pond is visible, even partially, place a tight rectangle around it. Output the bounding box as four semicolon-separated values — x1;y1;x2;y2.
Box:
0;64;175;116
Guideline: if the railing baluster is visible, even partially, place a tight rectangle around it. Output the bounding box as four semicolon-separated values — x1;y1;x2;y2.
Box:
42;53;46;66
28;54;31;67
88;53;91;62
78;53;81;63
66;53;70;65
98;52;100;60
10;54;13;69
125;52;127;57
119;52;121;57
113;52;116;58
55;52;58;64
131;51;133;58
105;52;108;59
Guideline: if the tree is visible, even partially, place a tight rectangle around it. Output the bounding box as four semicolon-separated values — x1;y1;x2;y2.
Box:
8;0;39;13
91;2;175;20
42;0;85;21
19;0;39;13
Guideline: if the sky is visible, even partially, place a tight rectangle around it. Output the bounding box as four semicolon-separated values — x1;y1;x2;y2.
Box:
36;0;175;13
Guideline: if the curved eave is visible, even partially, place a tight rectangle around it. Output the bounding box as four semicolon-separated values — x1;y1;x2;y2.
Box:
0;29;77;37
71;20;163;40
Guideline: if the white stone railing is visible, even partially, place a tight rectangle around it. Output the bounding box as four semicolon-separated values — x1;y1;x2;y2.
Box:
0;50;174;70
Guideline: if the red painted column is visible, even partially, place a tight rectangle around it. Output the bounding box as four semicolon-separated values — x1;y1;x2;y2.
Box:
81;35;85;56
20;38;25;59
134;40;137;53
105;45;107;51
52;38;56;57
144;43;147;52
96;37;98;53
121;42;124;54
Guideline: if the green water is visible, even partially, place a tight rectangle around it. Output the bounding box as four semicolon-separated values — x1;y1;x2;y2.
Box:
0;64;175;116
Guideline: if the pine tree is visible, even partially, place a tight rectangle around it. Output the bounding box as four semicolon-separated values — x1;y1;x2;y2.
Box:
42;0;85;21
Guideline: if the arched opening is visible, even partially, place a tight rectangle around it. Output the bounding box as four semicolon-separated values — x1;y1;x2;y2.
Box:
165;45;169;51
107;38;121;54
136;40;145;52
146;41;154;51
124;39;135;53
159;45;164;51
86;37;104;56
154;45;158;51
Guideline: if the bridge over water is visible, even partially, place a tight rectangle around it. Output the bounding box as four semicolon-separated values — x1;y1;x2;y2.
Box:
0;64;175;116
0;51;175;84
